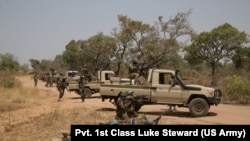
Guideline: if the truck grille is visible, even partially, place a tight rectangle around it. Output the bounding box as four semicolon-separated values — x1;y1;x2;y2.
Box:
214;88;222;97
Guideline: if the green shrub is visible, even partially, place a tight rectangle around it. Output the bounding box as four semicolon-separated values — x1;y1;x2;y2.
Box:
225;75;250;104
0;71;19;88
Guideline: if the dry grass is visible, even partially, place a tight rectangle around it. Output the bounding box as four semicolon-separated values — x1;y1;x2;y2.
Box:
0;106;114;141
0;87;48;113
0;85;114;141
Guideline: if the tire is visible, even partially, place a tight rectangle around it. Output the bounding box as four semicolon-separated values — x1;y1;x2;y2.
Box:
84;88;92;98
189;98;209;117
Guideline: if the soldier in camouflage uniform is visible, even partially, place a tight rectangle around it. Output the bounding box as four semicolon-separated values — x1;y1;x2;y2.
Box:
57;74;68;101
115;91;128;120
78;75;87;102
128;60;139;84
45;71;53;87
115;90;138;120
33;73;38;87
126;90;138;118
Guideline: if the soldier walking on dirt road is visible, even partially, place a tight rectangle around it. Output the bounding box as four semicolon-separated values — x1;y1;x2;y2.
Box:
56;74;68;101
33;73;38;87
78;75;87;102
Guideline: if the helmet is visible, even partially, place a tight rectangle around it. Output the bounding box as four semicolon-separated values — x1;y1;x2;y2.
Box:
107;119;119;125
144;118;154;125
127;89;133;95
120;91;128;97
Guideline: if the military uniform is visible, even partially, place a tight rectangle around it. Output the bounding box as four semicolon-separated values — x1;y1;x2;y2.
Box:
125;90;138;118
128;60;139;84
115;90;138;120
33;73;38;87
115;91;128;120
57;75;68;101
78;76;87;102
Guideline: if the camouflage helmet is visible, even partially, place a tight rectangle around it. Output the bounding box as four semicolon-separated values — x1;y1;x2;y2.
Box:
120;91;128;97
144;118;154;125
107;119;119;125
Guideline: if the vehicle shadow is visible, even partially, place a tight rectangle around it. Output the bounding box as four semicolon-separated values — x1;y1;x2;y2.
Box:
68;95;101;100
138;109;217;118
95;107;217;118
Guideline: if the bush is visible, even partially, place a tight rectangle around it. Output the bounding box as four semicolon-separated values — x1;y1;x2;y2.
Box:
0;71;20;88
225;75;250;104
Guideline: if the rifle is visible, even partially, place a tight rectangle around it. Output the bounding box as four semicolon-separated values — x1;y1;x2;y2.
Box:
154;110;167;125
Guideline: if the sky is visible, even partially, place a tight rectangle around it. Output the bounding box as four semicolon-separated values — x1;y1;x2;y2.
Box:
0;0;250;66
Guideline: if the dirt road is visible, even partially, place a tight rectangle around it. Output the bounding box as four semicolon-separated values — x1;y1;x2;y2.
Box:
1;75;249;132
1;75;250;141
19;75;250;124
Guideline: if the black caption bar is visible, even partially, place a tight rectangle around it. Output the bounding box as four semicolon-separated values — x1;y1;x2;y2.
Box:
71;125;250;140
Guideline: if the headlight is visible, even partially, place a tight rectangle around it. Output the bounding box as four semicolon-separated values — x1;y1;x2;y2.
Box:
206;90;214;96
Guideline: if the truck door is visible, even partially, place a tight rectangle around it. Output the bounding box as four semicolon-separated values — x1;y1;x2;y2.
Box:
151;72;183;104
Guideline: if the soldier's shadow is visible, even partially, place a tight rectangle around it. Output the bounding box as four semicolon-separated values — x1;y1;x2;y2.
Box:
68;95;101;100
96;107;116;112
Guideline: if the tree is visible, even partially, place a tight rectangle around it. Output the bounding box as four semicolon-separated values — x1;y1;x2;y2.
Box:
0;53;19;71
113;11;194;76
184;23;249;86
29;59;40;71
232;47;250;71
62;40;81;70
77;33;116;75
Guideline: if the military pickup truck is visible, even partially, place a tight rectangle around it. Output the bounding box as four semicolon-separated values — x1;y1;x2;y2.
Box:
66;70;119;97
100;68;222;117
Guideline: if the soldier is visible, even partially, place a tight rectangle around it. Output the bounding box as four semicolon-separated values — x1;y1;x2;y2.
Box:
57;74;68;101
48;70;54;87
45;72;49;87
115;90;138;120
33;73;38;87
115;91;128;120
126;90;138;118
78;75;87;102
128;60;139;84
82;65;92;81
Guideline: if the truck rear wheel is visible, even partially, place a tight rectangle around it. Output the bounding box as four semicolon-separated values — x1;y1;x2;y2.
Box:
84;88;92;98
189;98;209;117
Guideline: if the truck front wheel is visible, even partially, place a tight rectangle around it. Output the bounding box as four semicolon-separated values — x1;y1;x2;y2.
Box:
189;98;209;117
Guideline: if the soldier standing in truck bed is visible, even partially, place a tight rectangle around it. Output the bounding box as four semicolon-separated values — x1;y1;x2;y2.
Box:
128;60;139;84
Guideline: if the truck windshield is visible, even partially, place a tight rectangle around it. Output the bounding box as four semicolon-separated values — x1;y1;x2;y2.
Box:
68;71;80;77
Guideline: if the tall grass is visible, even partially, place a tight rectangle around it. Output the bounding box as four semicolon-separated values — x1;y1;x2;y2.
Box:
0;86;48;113
0;73;115;141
